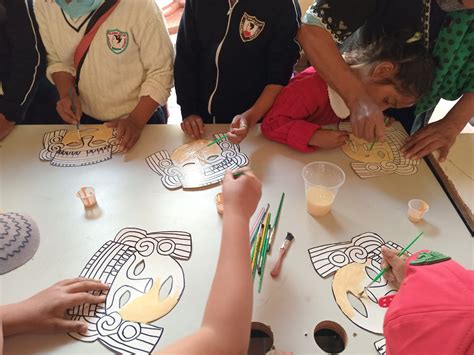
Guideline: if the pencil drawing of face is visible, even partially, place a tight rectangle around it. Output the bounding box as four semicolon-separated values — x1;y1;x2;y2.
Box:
68;228;192;354
40;126;123;167
146;134;249;189
339;122;419;178
308;232;402;335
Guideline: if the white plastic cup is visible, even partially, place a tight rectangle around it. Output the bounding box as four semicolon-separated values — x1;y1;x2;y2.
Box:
407;199;429;223
302;161;346;217
77;187;97;209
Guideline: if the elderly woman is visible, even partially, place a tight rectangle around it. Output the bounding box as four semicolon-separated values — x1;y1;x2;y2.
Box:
298;0;473;162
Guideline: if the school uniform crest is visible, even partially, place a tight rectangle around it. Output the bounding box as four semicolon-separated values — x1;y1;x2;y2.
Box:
239;13;265;42
106;29;129;54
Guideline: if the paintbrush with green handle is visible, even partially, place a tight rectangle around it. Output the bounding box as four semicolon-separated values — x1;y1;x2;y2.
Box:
368;116;390;151
358;231;424;298
194;134;228;154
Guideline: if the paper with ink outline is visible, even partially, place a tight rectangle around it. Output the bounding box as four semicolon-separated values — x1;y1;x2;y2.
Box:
339;122;419;178
146;133;249;190
0;212;40;275
308;232;406;344
40;126;123;167
67;227;192;354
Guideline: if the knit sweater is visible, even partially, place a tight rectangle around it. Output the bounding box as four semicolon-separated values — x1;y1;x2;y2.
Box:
34;0;174;121
261;67;348;152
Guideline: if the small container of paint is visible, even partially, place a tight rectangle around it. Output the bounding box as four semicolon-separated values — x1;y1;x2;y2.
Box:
77;187;97;209
215;192;224;215
407;199;429;223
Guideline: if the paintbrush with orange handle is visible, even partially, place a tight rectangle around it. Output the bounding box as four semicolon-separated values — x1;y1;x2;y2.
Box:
270;232;294;278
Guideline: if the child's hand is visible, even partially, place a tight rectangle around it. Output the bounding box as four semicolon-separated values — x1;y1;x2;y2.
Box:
1;278;108;336
105;116;145;152
181;115;204;139
309;129;349;149
56;95;82;125
222;170;262;220
227;115;249;144
381;247;407;289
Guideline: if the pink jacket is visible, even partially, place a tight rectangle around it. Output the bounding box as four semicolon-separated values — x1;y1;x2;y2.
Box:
384;252;474;354
261;67;341;152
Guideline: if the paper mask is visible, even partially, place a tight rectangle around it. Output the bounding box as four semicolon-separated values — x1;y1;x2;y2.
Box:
339;122;419;178
0;212;40;275
308;232;406;354
146;134;249;189
40;126;123;167
68;227;192;354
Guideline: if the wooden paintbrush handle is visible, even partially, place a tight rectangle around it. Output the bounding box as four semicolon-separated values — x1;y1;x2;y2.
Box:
270;249;286;278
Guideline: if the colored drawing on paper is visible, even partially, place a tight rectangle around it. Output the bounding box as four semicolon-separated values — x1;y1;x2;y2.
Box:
40;126;123;167
0;212;40;275
374;337;386;355
146;134;249;190
339;122;419;178
308;232;404;335
68;228;192;354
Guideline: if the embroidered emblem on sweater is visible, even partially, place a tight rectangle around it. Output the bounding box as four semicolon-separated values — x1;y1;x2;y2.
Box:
239;13;265;42
107;29;129;54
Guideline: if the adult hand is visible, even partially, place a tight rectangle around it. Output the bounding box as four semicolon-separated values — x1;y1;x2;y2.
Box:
105;116;145;152
310;129;349;149
0;113;15;141
1;278;108;336
222;170;262;220
181;114;204;139
402;119;460;162
381;247;407;289
227;115;249;144
349;94;386;143
56;93;82;125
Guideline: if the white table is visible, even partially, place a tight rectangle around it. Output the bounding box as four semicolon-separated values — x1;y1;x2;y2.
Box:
1;124;472;354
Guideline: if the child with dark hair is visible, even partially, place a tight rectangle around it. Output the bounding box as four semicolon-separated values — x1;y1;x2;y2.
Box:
261;32;435;152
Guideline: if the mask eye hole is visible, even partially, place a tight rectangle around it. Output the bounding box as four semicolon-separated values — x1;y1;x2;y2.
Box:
365;266;380;283
133;260;145;276
119;290;131;308
347;292;368;318
183;162;196;167
159;276;173;301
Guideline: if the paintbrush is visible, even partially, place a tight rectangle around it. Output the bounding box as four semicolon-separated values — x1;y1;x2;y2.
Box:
357;231;424;298
69;86;80;140
270;232;295;278
250;204;269;246
368;117;390;151
268;192;285;253
195;134;228;154
257;226;272;292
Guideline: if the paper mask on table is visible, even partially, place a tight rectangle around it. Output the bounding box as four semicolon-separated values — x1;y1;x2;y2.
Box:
146;134;249;189
40;126;123;167
339;122;419;178
308;232;406;354
68;227;192;354
0;212;40;275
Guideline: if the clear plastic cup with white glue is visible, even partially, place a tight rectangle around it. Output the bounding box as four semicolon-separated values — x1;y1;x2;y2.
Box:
407;199;429;223
302;161;345;217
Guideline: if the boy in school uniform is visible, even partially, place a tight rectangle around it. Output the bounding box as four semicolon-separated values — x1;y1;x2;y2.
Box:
174;0;301;143
34;0;174;151
0;0;44;140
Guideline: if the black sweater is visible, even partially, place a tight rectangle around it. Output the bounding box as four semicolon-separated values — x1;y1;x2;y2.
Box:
0;0;45;123
174;0;301;124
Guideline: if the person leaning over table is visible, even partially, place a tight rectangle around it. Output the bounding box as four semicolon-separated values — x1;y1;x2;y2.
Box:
0;0;44;141
298;0;474;162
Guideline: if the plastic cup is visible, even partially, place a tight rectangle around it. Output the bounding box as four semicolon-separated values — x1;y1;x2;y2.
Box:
407;199;429;223
77;187;97;209
302;161;345;217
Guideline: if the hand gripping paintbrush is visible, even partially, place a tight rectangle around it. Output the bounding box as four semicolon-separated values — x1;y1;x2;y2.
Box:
357;231;423;298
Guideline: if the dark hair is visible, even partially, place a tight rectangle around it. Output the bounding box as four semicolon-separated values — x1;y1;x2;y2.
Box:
341;28;436;99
